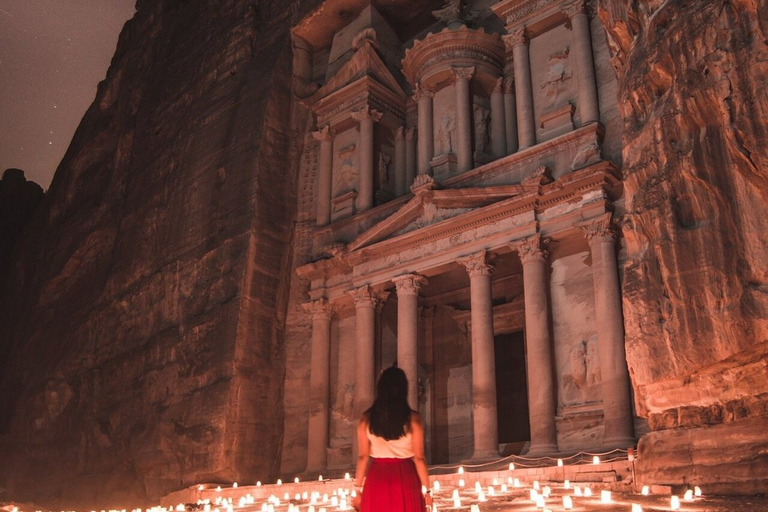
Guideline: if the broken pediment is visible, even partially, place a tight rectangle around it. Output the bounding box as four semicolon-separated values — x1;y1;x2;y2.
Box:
346;184;526;252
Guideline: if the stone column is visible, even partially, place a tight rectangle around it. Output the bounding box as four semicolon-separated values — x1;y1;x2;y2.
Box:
352;106;382;212
490;77;507;159
394;127;407;196
393;273;427;410
452;66;475;172
458;250;499;460
566;1;600;124
352;286;385;417
291;34;317;98
517;234;558;454
303;299;334;472
582;214;634;447
405;128;417;190
506;29;536;148
312;125;333;226
415;85;434;175
503;78;519;154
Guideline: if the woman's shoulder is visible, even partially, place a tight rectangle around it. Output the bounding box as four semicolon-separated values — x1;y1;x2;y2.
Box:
409;410;423;426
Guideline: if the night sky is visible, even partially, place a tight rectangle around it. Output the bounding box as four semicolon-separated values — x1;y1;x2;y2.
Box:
0;0;136;189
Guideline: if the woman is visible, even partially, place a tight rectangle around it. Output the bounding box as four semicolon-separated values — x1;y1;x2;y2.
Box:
353;367;433;511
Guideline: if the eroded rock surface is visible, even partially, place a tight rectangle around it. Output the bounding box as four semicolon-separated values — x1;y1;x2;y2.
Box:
598;0;768;491
0;0;316;507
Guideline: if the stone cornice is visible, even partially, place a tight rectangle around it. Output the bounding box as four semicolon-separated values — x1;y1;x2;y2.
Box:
311;124;333;142
493;0;572;35
310;75;406;129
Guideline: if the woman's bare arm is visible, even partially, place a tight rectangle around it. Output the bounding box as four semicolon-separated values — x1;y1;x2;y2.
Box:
355;415;371;489
410;412;430;489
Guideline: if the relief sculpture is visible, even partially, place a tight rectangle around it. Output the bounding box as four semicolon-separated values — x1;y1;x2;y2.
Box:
473;104;490;154
334;144;357;194
541;48;572;106
436;110;456;155
564;338;601;404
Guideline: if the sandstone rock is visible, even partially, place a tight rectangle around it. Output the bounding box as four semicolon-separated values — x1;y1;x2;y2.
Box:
0;0;317;507
598;0;768;491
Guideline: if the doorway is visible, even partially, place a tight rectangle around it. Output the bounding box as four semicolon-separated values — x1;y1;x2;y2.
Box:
495;331;531;445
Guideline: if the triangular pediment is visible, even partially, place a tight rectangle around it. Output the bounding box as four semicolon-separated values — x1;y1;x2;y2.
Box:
346;184;526;253
309;40;406;102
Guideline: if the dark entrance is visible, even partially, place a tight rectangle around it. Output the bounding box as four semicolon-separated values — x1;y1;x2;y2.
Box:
495;331;531;446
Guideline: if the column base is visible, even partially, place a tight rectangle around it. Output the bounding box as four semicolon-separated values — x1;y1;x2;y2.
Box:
603;436;636;450
525;443;559;457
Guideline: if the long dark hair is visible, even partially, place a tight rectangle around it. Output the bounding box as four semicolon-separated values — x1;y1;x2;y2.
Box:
366;367;412;440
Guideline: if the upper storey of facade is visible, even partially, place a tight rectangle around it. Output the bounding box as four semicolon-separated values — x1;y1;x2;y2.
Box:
293;0;622;279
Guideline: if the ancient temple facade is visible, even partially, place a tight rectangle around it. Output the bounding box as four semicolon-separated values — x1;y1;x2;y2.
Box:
282;0;643;474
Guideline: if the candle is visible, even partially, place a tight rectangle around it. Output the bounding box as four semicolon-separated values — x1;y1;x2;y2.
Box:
684;489;693;501
276;479;282;486
562;496;573;510
670;496;680;510
600;490;612;503
535;495;545;508
641;485;649;496
509;462;515;471
458;466;464;475
459;479;465;488
584;486;592;497
215;487;222;493
318;475;323;481
294;477;300;484
434;481;440;491
557;459;563;467
564;480;570;489
233;482;238;488
344;473;351;480
533;480;540;490
593;456;600;465
478;490;486;502
694;486;702;497
574;486;582;497
631;505;642;512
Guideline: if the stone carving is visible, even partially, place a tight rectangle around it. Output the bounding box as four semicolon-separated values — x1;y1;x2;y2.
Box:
335;145;357;192
569;339;600;390
437;110;457;155
302;298;334;320
432;0;465;29
333;383;356;421
516;233;549;264
311;124;333;142
352;28;378;51
571;141;602;169
377;151;391;191
502;28;527;51
392;273;427;296
541;48;572;104
410;174;437;194
473;104;490;154
351;105;383;123
457;250;493;277
351;285;381;308
582;213;616;247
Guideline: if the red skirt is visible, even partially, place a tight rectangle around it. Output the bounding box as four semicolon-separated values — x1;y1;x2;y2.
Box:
361;457;425;512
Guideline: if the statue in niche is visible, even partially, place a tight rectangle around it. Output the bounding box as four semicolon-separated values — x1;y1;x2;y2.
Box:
436;110;456;155
473;104;490;154
377;151;391;190
334;145;357;193
333;383;355;421
568;338;600;397
541;48;572;105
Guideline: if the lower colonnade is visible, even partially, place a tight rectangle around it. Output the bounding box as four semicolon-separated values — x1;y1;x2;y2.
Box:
300;200;635;472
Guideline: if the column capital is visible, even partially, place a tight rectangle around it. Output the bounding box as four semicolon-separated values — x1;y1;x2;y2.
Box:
451;66;476;82
303;298;334;320
350;285;386;309
405;127;417;141
457;250;494;277
516;233;549;264
351;105;383;123
393;273;428;296
394;126;406;141
413;82;434;101
563;0;589;19
503;77;515;94
502;28;528;50
581;213;617;247
311;124;333;142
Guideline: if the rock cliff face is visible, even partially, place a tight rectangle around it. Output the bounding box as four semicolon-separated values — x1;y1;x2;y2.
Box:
0;0;316;507
598;0;768;493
